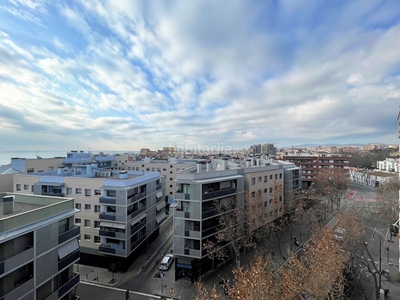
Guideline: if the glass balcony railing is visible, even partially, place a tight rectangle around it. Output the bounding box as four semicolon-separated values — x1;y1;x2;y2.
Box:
58;273;80;298
202;188;237;200
58;226;80;244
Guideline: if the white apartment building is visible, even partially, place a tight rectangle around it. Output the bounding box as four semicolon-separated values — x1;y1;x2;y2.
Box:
0;157;65;192
376;158;399;173
173;157;301;282
13;160;166;267
0;193;80;300
120;158;196;197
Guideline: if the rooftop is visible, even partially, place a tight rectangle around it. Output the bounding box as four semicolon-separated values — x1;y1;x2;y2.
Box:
0;200;44;218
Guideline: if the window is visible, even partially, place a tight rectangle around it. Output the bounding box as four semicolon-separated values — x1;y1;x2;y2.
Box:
269;187;272;193
275;174;278;180
152;168;155;171
95;190;101;195
170;165;173;168
251;178;255;185
85;204;91;210
269;199;272;204
264;188;268;193
136;167;139;171
146;168;150;171
157;168;161;172
170;185;173;188
106;190;116;197
84;234;91;241
94;205;100;212
264;202;268;207
279;196;282;202
84;220;90;227
23;184;29;190
94;236;101;243
270;175;273;180
264;176;267;183
27;168;34;173
75;218;81;224
94;221;100;228
85;189;91;196
75;203;81;210
170;178;173;181
31;185;34;192
251;191;255;198
75;188;82;194
163;168;166;171
16;184;21;191
279;173;282;179
258;177;261;182
170;171;173;174
66;188;72;195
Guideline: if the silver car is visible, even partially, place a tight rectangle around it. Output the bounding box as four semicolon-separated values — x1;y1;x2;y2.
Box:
159;254;174;271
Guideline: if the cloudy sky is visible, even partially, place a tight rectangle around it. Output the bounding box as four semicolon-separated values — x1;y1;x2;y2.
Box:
0;0;399;152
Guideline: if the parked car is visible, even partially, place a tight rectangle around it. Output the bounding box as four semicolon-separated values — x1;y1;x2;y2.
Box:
159;254;174;271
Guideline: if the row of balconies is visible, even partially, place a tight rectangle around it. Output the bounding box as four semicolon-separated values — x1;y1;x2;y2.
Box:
175;187;237;201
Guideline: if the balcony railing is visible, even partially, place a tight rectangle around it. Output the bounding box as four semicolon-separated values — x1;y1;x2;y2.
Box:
99;245;116;254
156;183;162;190
58;249;80;271
130;234;146;251
184;248;201;257
0;247;34;276
128;205;146;221
202;187;237;200
202;209;217;218
128;192;146;205
184;230;201;238
1;277;34;300
175;192;190;200
99;212;116;221
202;226;219;237
58;273;80;298
99;244;126;256
42;192;64;197
59;225;80;244
99;196;116;204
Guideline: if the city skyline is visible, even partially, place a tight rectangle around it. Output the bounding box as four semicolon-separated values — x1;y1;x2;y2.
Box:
0;0;399;151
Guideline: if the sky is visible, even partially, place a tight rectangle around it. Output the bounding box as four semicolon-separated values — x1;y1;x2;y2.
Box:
0;0;400;152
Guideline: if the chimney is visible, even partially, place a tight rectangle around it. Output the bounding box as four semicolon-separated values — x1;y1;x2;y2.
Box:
197;162;202;173
245;158;251;168
2;195;15;215
119;170;128;179
206;162;210;172
256;156;260;166
222;157;228;170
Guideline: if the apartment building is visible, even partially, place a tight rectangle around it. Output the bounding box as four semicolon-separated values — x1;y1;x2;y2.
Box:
173;157;301;282
283;154;350;188
13;162;166;268
377;158;399;173
0;157;64;192
121;158;196;197
0;193;79;300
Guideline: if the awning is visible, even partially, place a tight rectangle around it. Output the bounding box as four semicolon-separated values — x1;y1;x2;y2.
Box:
100;221;126;229
156;201;166;211
156;191;163;198
35;182;65;187
58;238;79;259
130;213;147;226
156;212;166;224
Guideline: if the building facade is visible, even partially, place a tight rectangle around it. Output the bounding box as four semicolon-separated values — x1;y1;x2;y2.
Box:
0;193;80;300
283;154;350;188
377;158;399;173
173;157;301;281
13;161;166;267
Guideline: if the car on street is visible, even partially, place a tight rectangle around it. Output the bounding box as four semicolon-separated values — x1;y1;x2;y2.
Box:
159;254;174;271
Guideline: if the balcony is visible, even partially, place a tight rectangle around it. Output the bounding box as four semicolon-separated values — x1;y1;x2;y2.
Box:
0;247;34;276
99;196;116;204
202;187;237;200
99;212;116;221
128;205;146;221
1;277;34;300
99;229;126;239
202;209;217;219
130;235;146;251
184;248;201;257
202;226;219;237
184;230;201;238
42;192;64;197
59;225;80;244
58;249;80;271
99;244;126;256
175;192;190;200
156;183;162;190
58;273;80;298
128;192;146;205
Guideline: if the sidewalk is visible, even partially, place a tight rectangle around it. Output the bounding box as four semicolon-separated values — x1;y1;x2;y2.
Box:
75;214;174;288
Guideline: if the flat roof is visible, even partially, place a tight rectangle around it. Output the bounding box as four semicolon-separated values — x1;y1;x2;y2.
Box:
0;201;44;218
